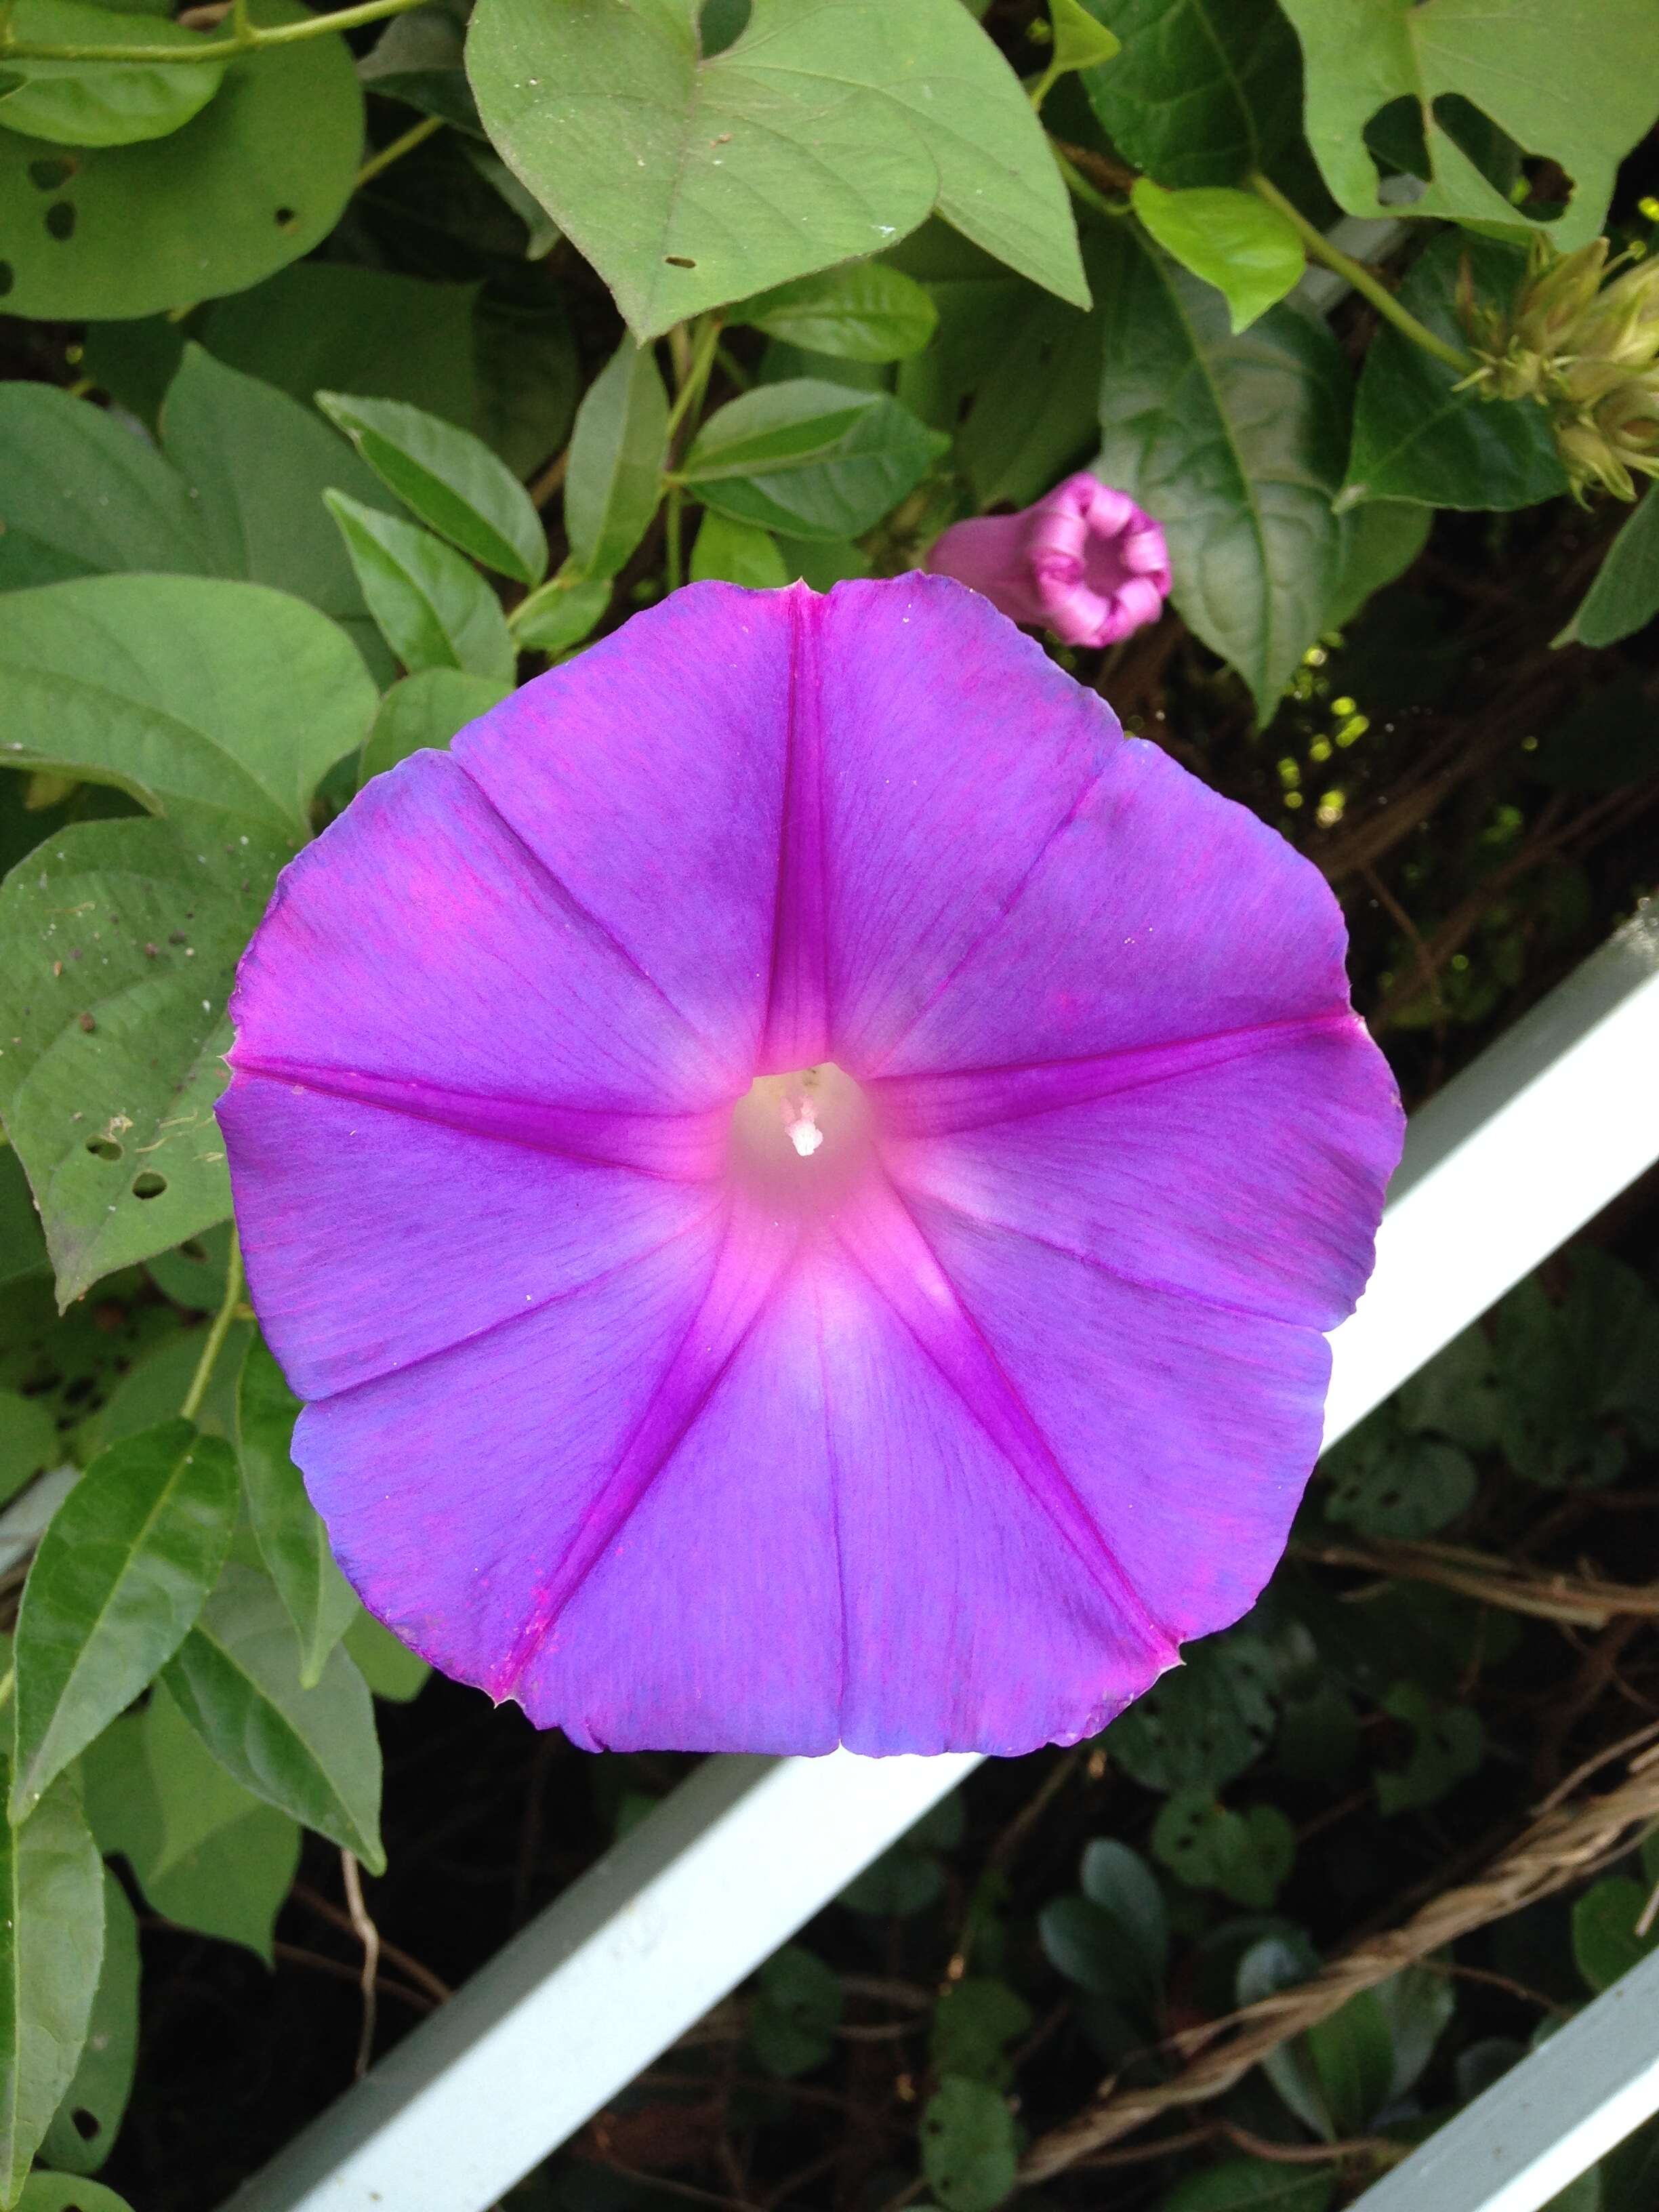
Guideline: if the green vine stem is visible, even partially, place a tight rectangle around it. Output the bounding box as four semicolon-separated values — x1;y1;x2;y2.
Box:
180;1225;245;1425
0;0;426;66
1248;171;1473;373
356;110;445;190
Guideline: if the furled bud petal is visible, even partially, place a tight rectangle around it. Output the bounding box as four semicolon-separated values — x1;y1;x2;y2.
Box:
926;472;1172;649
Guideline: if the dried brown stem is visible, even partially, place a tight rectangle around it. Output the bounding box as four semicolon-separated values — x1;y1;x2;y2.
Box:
1296;1534;1659;1627
1021;1746;1659;2182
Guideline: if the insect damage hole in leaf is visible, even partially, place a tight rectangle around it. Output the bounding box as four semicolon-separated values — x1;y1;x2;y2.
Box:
131;1172;167;1200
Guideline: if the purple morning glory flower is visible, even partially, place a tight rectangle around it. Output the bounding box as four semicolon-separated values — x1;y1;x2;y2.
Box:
926;472;1172;648
219;578;1400;1757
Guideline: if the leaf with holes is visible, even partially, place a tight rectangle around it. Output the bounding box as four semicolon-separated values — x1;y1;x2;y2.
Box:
360;668;513;785
237;1336;357;1687
316;392;547;585
562;340;670;582
1078;0;1303;187
17;2173;137;2211
1345;236;1568;512
1279;0;1659;252
1094;223;1352;723
324;493;516;682
1323;1426;1477;1538
39;1868;137;2178
0;818;280;1301
733;263;939;363
1129;182;1305;335
0;384;207;592
1153;1792;1294;1908
0;573;376;844
0;1764;104;2203
162;1562;384;1868
0;0;227;148
0;0;362;320
11;1419;237;1823
466;0;1086;338
681;380;947;540
1375;1683;1484;1815
1107;1629;1279;1793
920;2076;1018;2212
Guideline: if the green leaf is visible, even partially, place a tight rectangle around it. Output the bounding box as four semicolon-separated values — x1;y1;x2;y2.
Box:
1079;0;1303;188
83;1690;300;1963
1153;1792;1294;1908
77;1320;249;1462
930;1980;1033;2089
11;1419;236;1822
360;668;512;785
0;385;207;592
1039;1896;1137;1997
342;1610;430;1704
356;0;480;133
0;0;362;320
562;340;670;582
1492;1248;1659;1488
17;2175;137;2211
1080;1839;1168;1986
682;380;947;539
0;0;226;148
1343;236;1568;512
0;1766;104;2203
920;2076;1018;2212
473;295;581;476
161;1561;384;1868
1558;489;1659;649
1277;1681;1359;1786
0;573;376;842
733;264;939;363
1325;500;1431;630
1374;1963;1455;2101
1163;2158;1334;2211
1304;1988;1394;2138
0;819;279;1301
237;1337;356;1689
316;392;548;586
324;493;517;682
956;279;1103;510
1375;1683;1485;1815
0;1395;57;1514
508;576;613;655
159;346;401;680
1574;1877;1659;1994
747;1944;843;2078
1107;1630;1278;1793
466;0;1087;338
1129;182;1304;335
1324;1429;1477;1538
199;264;480;433
1278;0;1659;252
1047;0;1120;75
690;512;790;588
39;1867;137;2177
1094;224;1352;722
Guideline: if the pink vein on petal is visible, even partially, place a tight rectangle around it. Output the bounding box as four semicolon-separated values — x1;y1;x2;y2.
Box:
760;588;832;1073
830;1172;1178;1671
487;1195;800;1702
861;749;1115;1079
226;1056;730;1183
868;1012;1360;1137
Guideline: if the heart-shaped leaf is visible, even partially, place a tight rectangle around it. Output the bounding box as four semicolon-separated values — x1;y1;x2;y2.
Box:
465;0;1086;337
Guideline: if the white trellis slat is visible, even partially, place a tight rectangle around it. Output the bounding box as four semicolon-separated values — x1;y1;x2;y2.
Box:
227;904;1659;2212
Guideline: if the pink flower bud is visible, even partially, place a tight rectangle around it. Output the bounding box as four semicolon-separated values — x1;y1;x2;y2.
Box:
925;472;1172;649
